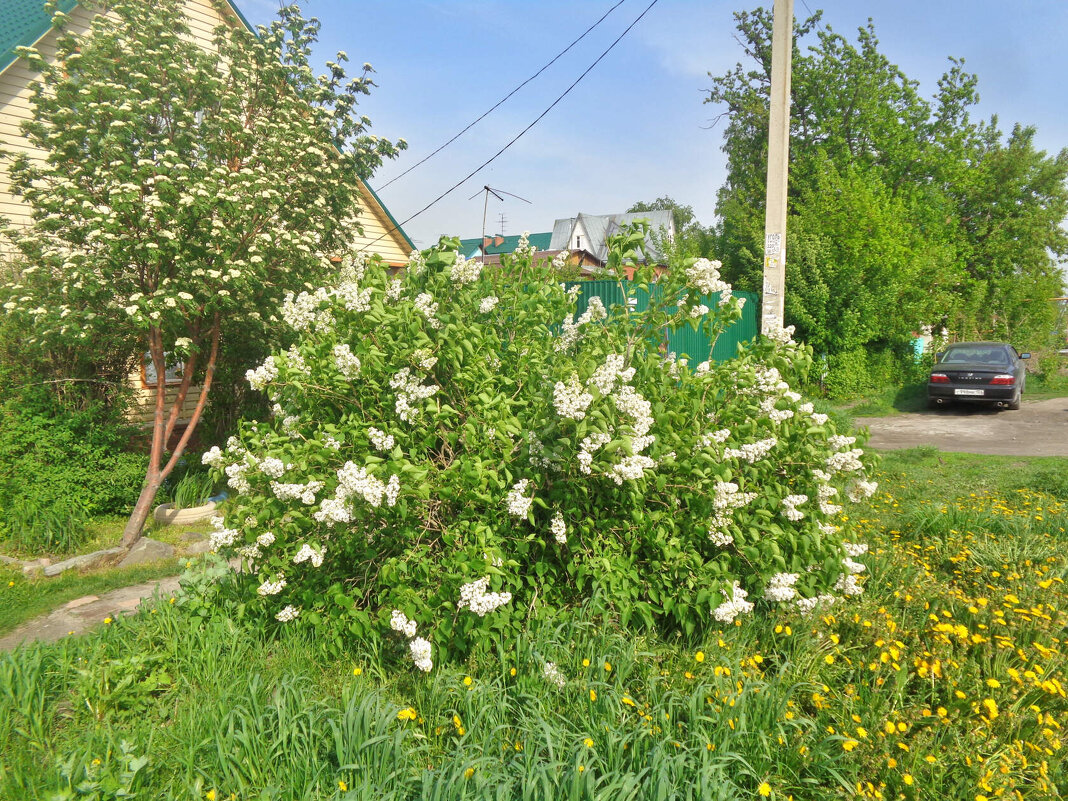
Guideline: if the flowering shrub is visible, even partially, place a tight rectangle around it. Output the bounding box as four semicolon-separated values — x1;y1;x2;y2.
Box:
206;226;877;668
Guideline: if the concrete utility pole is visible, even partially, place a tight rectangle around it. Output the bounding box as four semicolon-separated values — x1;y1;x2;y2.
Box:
761;0;794;336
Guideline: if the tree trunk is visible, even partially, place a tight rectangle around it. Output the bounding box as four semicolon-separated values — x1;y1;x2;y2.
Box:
121;315;221;548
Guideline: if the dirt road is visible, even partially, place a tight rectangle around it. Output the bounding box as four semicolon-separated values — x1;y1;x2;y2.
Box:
855;396;1068;457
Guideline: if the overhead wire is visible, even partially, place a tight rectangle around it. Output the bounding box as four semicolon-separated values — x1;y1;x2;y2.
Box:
377;0;628;191
359;0;662;254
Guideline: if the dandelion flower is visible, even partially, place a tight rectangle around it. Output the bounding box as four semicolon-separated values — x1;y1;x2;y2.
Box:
757;782;772;797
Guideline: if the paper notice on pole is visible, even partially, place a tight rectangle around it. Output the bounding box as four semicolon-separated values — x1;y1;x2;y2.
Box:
764;232;782;257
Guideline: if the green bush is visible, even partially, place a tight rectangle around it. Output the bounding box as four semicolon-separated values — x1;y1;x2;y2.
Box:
206;227;879;670
0;384;146;553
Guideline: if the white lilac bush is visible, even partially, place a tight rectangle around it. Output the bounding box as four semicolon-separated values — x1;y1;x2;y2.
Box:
204;225;877;667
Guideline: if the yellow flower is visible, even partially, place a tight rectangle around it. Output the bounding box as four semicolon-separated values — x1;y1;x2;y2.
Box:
887;758;897;768
397;707;417;721
824;655;835;665
986;678;1000;688
903;774;913;786
604;662;612;672
338;779;348;791
578;765;585;773
925;754;937;764
981;698;998;720
589;689;597;702
583;737;594;748
695;651;705;663
582;658;590;667
842;739;860;752
464;767;474;779
758;781;772;797
510;667;517;676
103;617;113;625
622;696;636;707
7;580;13;587
353;667;362;676
463;676;473;687
206;791;216;801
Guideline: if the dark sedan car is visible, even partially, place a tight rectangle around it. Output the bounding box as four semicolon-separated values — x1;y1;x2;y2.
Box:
928;342;1030;410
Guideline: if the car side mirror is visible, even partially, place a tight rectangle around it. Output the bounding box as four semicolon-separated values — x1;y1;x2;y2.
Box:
1019;352;1031;360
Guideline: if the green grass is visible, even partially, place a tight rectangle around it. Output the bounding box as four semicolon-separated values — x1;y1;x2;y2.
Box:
0;559;182;636
1;452;1066;799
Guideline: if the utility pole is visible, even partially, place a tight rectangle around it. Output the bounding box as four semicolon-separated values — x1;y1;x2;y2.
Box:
761;0;793;336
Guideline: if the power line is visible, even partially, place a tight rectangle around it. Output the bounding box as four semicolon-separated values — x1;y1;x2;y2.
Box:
359;0;661;254
376;0;627;191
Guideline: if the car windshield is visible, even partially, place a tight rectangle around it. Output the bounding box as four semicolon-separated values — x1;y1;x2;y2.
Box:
941;345;1010;365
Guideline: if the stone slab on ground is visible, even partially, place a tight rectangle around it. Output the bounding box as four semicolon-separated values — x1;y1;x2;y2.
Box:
0;576;182;652
43;548;126;577
118;537;174;568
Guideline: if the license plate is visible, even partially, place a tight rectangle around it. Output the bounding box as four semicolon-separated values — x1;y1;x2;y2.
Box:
954;388;985;396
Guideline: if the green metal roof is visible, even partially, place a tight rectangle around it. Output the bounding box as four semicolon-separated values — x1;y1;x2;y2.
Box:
0;0;77;74
459;232;552;257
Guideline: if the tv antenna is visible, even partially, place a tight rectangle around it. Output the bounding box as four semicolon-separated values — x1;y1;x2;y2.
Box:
468;185;530;256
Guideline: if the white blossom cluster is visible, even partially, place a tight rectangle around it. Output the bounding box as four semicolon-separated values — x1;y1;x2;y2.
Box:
610;455;657;485
505;479;533;518
225;461;252;494
245;356;278;391
843;542;869;558
781;494;809;521
826;448;865;474
412;348;437;372
708;481;757;545
699;428;732;449
847;479;879;502
270;480;323;505
259;457;287;479
368;427;394;452
283;346;310;376
551;250;570;269
588;354;633;397
796;594;836;616
549;511;567;544
386;278;404;302
457;576;513;616
202;446;225;469
390;609;418;638
293;542;325;568
712;582;754;624
275;605;300;622
828;435;857;450
842;557;867;575
553;375;593;420
834;572;864;596
208;515;239;551
684;258;731;297
763;321;796;345
613;385;654;451
689;303;710;318
390;609;432;671
333;343;361;378
764;572;800;602
554;296;607;351
817;484;842;516
312;463;398;527
413;292;441;329
257;531;276;548
407;249;427;276
281;288;333;331
449;253;482;284
257;574;287;596
479;295;499;314
389;368;439;423
723;437;778;464
542;661;566;688
577;431;612;475
335;281;372;313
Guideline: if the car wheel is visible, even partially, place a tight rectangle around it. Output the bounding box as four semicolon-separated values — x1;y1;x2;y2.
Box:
1008;390;1021;411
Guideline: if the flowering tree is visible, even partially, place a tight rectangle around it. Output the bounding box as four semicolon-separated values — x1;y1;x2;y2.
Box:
205;226;878;670
1;0;405;545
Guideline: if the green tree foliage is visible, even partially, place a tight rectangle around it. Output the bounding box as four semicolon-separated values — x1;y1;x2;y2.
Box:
1;0;405;543
706;8;1068;387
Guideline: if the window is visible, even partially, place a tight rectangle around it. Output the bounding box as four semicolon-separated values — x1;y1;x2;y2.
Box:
141;352;185;387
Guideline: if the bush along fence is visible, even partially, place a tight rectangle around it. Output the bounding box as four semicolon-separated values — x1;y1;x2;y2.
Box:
203;225;877;672
567;280;760;366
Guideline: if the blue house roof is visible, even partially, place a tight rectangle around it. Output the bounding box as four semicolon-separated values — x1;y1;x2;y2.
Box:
0;0;77;74
459;232;553;258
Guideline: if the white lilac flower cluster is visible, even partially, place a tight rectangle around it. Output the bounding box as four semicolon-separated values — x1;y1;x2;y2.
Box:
551;250;570;269
763;321;796;346
761;397;795;423
796;593;836;616
322;435;342;450
723;437;777;464
505;479;533;519
479;296;499;314
457;576;513;617
270;480;323;505
208;515;239;551
333;343;361;378
764;572;800;602
449;253;482;284
684;258;731;298
843;542;868;558
389;609;433;672
553;375;593;420
256;531;276;548
413;292;441;329
549;511;567;544
245;356;278;391
281;288;333;332
689;304;710;318
201;446;225;469
312;463;399;527
817;483;842;516
389;368;439;423
257;573;286;596
847;478;879;502
613;384;655;453
610;455;658;485
834;572;864;596
712;582;754;624
385;278;404;302
292;542;325;568
577;431;612;475
708;482;757;546
259;457;287;479
781;494;808;521
699;427;731;449
407;249;427;277
335;281;372;314
588;354;634;397
283;345;309;376
225;461;252;494
555;296;607;352
826;448;865;474
368;427;394;452
542;661;566;688
275;605;300;622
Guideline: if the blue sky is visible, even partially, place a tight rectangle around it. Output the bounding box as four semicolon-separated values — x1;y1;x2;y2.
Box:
238;0;1068;251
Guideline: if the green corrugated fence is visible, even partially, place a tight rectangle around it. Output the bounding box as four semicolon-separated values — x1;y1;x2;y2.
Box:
565;280;760;364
